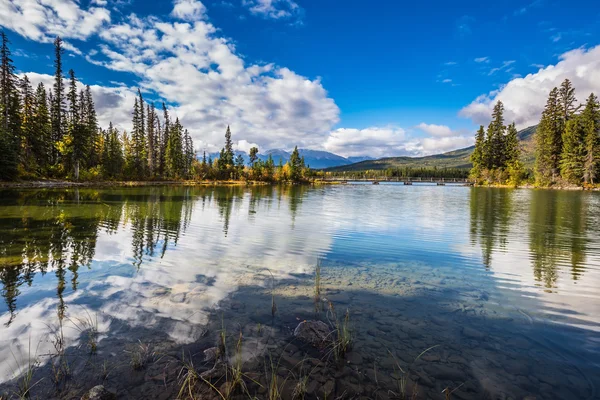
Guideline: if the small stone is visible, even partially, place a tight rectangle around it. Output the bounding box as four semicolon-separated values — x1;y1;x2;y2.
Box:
462;326;485;339
319;380;335;397
203;347;219;362
81;385;116;400
293;320;332;348
200;361;227;380
346;352;363;365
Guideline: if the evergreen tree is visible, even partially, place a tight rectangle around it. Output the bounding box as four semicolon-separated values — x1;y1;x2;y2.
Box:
165;117;184;178
235;153;245;179
130;90;147;178
560;115;586;184
223;125;234;166
249;146;259;166
20;75;35;171
470;125;486;174
83;85;99;168
147;103;155;177
0;31;20;180
559;79;578;122
535;87;563;185
582;94;600;184
288;146;304;182
159;102;170;176
488;101;506;169
51;37;66;165
505;123;524;184
66;69;86;180
32;83;51;172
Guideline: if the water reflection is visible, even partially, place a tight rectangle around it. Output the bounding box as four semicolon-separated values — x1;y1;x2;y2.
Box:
0;185;599;398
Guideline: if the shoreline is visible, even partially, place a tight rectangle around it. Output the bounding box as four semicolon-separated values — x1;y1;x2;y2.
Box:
0;179;341;189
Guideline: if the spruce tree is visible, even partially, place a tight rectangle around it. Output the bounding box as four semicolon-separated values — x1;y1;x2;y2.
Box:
582;94;600;184
488;101;506;169
83;85;99;169
159;103;170;177
470;125;485;175
147;103;155;177
0;31;20;180
20;75;35;171
224;125;234;166
32;83;51;172
51;37;66;166
560;116;585;184
559;79;578;122
535;87;562;185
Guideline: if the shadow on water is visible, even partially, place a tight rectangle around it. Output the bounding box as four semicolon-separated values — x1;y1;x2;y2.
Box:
0;185;599;399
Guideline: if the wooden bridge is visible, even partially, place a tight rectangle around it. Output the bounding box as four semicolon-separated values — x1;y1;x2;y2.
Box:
320;177;474;186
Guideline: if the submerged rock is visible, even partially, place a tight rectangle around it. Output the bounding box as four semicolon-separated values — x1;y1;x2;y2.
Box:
203;347;219;362
81;385;116;400
200;360;228;380
293;320;332;348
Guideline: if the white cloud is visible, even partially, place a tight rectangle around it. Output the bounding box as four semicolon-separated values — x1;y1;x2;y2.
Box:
243;0;301;19
12;1;339;152
171;0;206;21
461;45;600;128
0;0;110;43
417;123;454;137
475;57;489;63
324;127;410;158
420;136;473;154
235;139;259;153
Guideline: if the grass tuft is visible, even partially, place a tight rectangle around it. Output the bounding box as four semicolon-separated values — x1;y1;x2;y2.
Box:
127;340;154;370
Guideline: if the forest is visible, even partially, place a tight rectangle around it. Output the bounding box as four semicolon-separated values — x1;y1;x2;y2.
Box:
0;32;311;184
470;79;600;187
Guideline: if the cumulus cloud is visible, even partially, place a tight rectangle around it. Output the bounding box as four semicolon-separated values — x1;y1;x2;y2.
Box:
324;127;411;158
416;123;454;137
461;45;600;128
243;0;301;19
171;0;207;21
12;0;339;152
0;0;110;43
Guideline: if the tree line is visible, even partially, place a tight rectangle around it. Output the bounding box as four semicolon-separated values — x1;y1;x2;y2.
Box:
470;79;600;187
0;32;311;183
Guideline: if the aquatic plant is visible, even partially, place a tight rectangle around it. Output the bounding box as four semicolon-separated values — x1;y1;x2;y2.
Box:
9;337;42;399
327;302;352;360
314;260;322;312
127;340;154;370
177;351;200;400
442;383;464;400
388;345;440;399
68;310;99;354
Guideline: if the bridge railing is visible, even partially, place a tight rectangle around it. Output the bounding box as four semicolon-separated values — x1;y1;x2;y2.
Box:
320;177;473;183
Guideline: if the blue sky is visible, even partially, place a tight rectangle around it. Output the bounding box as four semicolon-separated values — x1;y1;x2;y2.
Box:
1;0;600;158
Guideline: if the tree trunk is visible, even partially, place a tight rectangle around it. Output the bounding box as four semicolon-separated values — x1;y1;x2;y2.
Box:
74;159;79;181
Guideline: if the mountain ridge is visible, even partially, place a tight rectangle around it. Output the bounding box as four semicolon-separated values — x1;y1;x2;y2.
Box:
323;125;537;172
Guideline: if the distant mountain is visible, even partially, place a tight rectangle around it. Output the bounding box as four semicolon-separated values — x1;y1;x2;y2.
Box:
324;125;538;172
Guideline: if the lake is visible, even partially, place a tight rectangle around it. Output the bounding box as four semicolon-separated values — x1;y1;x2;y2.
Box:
0;184;599;399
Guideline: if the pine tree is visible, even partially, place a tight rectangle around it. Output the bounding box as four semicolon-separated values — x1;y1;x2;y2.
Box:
83;86;99;168
66;69;86;180
130;91;147;178
20;75;35;171
235;153;245;179
224;125;234;166
32;83;51;172
505;123;524;184
470;125;485;175
0;31;21;180
249;146;259;166
535;87;562;185
582;94;600;184
51;37;66;166
488;101;506;169
165;117;184;178
147;103;155;177
159;103;170;177
560;116;586;184
288;146;303;182
559;79;578;122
